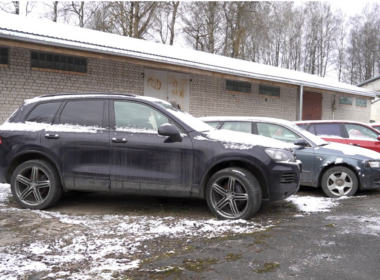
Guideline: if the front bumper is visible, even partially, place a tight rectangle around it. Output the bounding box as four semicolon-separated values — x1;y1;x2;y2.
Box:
267;160;302;201
360;165;380;190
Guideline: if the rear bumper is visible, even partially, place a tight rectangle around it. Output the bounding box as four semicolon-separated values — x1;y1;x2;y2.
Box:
268;160;301;201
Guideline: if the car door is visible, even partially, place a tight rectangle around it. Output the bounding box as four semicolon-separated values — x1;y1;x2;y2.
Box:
343;123;380;152
109;100;193;196
309;123;349;145
40;99;110;191
254;122;314;185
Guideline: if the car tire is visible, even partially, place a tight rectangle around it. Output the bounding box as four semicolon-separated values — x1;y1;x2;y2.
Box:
206;167;262;220
321;166;358;198
11;160;63;210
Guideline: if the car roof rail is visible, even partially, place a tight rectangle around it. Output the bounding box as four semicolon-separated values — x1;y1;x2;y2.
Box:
39;93;136;98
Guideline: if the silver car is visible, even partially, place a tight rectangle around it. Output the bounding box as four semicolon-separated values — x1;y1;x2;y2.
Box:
200;116;380;198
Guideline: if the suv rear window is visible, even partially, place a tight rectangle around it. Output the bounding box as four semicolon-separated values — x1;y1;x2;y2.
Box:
26;102;61;124
60;100;105;127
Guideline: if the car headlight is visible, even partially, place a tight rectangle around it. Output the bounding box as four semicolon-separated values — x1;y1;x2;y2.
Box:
368;161;380;168
265;148;295;162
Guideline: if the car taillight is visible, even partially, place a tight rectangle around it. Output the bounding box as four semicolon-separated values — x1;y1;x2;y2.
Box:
0;135;2;144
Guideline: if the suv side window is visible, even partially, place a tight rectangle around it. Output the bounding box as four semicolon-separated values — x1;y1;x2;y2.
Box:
26;102;61;124
60;100;105;127
221;121;252;134
313;123;342;137
114;101;171;131
344;124;378;140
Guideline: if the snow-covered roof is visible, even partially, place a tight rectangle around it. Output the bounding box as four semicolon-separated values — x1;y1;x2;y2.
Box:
0;13;377;98
357;75;380;87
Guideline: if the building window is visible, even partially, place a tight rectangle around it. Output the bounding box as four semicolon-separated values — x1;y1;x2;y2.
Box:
226;80;251;93
339;96;352;105
259;85;280;97
0;47;9;65
31;51;87;73
356;98;367;107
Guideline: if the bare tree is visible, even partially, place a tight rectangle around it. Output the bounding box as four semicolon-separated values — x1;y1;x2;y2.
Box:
107;1;157;38
0;1;20;14
153;2;180;45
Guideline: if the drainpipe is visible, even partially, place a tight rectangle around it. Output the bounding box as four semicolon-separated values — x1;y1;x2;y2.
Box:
299;85;303;121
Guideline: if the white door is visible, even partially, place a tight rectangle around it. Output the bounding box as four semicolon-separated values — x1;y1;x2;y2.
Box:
144;69;190;112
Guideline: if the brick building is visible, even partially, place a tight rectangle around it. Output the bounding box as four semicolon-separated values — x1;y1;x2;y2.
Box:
358;75;380;122
0;13;377;124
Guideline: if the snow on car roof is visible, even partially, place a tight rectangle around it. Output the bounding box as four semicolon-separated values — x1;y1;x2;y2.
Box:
294;120;374;125
200;116;293;126
0;13;376;98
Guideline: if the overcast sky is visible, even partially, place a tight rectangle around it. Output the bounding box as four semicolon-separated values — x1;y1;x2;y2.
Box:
5;0;380;19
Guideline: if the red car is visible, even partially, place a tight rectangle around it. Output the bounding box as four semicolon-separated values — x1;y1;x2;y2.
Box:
368;123;380;131
295;120;380;153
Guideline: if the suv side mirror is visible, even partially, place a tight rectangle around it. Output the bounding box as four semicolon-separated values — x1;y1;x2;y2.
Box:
158;123;182;143
294;138;308;147
377;135;380;141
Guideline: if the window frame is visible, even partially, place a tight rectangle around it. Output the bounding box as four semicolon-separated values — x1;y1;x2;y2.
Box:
56;99;107;128
110;99;186;134
339;96;353;106
220;121;253;134
25;101;63;124
0;47;9;66
31;51;87;74
225;80;251;94
259;85;280;98
356;98;367;107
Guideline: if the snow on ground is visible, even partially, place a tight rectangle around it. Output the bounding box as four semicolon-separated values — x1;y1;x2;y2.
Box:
0;183;351;279
286;195;340;213
0;184;269;279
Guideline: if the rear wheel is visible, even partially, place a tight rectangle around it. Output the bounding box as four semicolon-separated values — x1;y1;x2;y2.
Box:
206;167;262;220
11;160;63;210
321;166;358;198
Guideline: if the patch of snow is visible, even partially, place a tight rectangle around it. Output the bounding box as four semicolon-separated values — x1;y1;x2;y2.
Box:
0;122;104;134
0;184;270;279
326;215;380;236
204;129;292;150
286;195;340;213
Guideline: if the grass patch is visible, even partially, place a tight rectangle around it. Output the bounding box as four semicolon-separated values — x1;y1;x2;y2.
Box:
225;253;243;261
182;258;218;272
253;262;280;273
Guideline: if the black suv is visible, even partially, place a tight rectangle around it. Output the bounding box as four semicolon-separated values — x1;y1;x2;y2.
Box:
0;93;301;219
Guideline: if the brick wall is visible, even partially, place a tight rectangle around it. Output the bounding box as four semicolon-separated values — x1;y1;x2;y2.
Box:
330;93;371;123
0;46;372;124
189;73;299;120
0;47;144;123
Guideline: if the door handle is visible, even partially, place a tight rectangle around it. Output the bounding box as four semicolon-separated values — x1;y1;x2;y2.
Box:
350;143;360;146
45;134;59;139
112;137;127;143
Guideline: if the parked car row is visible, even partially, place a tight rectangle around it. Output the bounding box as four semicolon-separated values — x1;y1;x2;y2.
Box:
1;93;379;220
0;93;302;220
201;117;380;198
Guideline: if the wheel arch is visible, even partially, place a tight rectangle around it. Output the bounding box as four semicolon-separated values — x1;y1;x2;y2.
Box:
317;162;361;189
200;159;269;199
6;151;63;188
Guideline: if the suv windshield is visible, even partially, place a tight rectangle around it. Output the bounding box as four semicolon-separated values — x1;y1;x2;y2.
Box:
154;101;213;132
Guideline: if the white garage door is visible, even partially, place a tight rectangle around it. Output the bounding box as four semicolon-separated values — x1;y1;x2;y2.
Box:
144;69;190;112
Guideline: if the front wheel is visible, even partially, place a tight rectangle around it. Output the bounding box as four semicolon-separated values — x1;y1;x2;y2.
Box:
321;166;358;198
206;167;262;220
11;160;63;210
